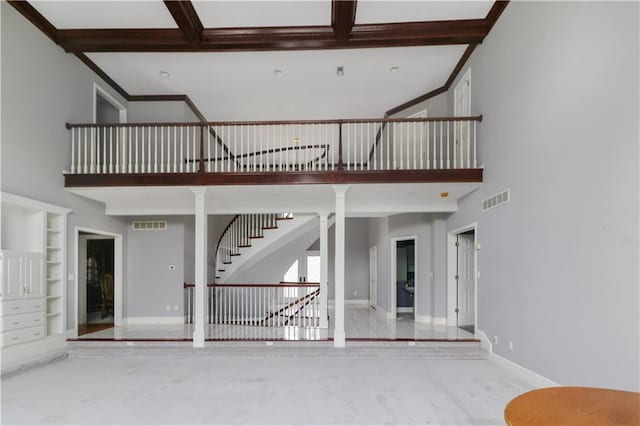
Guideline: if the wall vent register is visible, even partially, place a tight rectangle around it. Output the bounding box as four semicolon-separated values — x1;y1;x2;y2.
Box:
132;221;167;231
482;189;510;211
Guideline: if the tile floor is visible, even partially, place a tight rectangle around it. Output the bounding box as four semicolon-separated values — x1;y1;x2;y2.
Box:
76;306;475;341
1;342;534;425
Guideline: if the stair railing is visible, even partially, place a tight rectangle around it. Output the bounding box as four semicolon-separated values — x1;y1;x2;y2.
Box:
214;213;293;276
184;282;320;327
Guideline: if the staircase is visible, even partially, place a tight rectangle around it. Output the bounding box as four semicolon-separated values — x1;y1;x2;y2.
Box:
214;213;318;284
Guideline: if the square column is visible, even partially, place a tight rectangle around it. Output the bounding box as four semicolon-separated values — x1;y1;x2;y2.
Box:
319;213;329;329
192;188;207;348
333;185;349;348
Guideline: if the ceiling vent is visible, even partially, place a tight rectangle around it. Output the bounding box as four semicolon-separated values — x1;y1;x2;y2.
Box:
482;189;510;211
132;220;167;231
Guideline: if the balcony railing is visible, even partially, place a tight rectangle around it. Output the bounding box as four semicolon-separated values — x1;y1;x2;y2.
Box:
65;116;481;176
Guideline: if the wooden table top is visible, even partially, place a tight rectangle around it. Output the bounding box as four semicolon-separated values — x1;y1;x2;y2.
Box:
504;386;640;426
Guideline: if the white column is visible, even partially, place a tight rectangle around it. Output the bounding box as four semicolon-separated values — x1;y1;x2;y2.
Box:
192;188;207;348
332;185;349;348
319;213;329;329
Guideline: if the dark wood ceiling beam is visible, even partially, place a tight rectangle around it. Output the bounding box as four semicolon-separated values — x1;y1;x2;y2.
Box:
163;1;204;44
331;0;357;43
56;29;186;52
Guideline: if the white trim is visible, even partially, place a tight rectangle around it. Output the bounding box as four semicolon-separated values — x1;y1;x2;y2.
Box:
414;314;432;324
124;316;186;325
1;192;71;215
397;307;414;313
432;317;447;325
93;82;127;124
488;352;560;388
476;328;493;352
390;235;418;320
73;226;124;339
329;299;369;307
447;223;478;332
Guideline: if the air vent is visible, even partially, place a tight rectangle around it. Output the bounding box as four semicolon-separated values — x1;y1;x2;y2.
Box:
132;221;167;231
482;189;510;211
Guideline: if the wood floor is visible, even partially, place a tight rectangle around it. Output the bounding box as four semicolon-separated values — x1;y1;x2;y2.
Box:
73;306;476;342
77;322;114;336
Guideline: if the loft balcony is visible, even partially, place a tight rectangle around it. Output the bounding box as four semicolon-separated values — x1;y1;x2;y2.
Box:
63;116;483;187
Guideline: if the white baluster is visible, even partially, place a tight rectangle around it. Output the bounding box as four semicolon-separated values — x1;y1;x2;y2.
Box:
179;126;184;173
439;121;443;169
447;121;450;169
473;120;477;168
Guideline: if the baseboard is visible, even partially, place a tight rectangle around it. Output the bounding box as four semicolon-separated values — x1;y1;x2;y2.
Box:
124;316;186;325
476;328;559;388
397;307;414;314
476;328;492;352
328;299;369;307
414;314;432;324
432;317;447;325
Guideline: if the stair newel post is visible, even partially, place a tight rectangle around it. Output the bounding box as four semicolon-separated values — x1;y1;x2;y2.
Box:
199;124;205;173
338;121;344;170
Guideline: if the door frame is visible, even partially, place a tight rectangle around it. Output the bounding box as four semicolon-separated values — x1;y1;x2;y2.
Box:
72;226;123;338
447;223;478;332
390;235;417;320
93;83;127;124
369;245;377;309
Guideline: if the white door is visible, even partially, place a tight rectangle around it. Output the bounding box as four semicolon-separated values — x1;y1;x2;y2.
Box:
1;251;24;300
454;68;471;168
369;246;377;308
456;233;475;326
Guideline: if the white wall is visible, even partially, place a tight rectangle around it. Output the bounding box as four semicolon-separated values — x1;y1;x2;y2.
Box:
327;219;370;300
1;3;130;330
445;2;639;390
128;101;198;123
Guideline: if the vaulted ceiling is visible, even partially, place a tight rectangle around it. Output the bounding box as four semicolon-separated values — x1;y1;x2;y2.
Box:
11;1;509;121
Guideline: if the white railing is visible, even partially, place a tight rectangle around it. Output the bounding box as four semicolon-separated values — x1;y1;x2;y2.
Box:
66;116;481;174
184;283;320;327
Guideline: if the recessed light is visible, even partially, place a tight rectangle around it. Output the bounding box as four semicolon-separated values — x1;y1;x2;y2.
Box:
336;66;344;77
159;71;170;78
274;69;284;77
390;66;400;73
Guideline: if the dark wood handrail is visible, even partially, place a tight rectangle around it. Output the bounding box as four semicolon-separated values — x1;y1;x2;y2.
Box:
214;214;240;267
262;288;319;325
284;289;320;326
184;282;320;288
65;115;483;128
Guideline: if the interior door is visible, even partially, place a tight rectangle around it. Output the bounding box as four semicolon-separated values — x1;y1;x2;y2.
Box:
456;233;475;326
369;246;377;308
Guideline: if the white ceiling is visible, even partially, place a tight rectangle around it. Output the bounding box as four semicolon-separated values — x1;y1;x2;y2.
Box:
30;1;493;30
30;1;178;29
89;45;466;120
67;183;480;216
192;1;331;28
355;1;493;24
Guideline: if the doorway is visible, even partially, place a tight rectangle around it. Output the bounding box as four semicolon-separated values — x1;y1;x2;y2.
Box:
78;233;115;336
447;224;478;336
456;231;476;334
369;246;377;308
395;239;415;320
74;227;123;338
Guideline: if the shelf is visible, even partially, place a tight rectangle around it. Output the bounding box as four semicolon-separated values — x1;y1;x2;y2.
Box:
46;246;61;250
47;312;62;317
46;278;61;282
46;228;61;233
46;295;62;299
46;261;61;265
